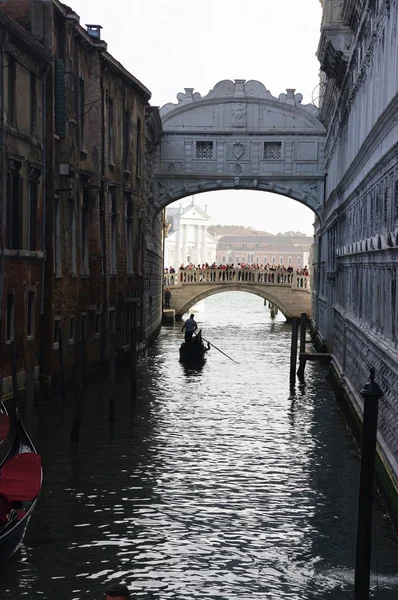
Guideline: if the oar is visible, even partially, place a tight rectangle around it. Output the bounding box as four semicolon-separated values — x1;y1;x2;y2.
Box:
201;336;240;364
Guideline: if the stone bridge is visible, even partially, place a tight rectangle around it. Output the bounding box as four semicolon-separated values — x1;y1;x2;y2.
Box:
153;79;326;220
164;269;311;321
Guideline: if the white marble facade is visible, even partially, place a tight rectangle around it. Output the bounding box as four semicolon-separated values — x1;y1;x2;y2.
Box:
315;0;398;491
164;200;217;269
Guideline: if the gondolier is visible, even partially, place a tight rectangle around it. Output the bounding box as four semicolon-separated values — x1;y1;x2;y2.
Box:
181;314;198;343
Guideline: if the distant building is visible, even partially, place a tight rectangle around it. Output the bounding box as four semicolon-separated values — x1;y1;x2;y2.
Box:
216;235;312;268
165;200;217;268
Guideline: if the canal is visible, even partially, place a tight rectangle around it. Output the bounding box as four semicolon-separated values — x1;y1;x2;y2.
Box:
2;292;398;599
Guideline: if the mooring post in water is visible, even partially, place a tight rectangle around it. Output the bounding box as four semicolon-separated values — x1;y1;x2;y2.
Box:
354;367;383;600
58;326;66;406
10;340;18;415
20;334;35;436
109;333;116;422
71;340;83;443
297;312;307;380
131;302;137;397
289;318;299;385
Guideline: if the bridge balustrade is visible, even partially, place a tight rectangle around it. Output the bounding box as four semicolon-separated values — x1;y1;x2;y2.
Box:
164;269;310;290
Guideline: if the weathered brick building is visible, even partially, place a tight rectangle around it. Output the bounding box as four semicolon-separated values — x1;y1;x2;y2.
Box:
0;0;164;393
0;8;52;396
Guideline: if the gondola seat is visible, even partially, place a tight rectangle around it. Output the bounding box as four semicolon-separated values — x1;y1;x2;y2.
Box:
0;453;42;502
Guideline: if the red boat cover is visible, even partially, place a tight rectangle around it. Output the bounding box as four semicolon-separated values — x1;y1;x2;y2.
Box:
0;453;41;502
0;414;10;441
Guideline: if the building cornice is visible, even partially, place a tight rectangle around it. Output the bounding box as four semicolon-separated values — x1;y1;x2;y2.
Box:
100;52;151;100
0;8;53;63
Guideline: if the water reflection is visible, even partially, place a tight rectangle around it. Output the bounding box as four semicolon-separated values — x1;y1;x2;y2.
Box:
1;293;398;599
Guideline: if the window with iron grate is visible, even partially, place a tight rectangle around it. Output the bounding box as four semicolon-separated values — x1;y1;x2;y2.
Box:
196;141;213;159
263;142;282;160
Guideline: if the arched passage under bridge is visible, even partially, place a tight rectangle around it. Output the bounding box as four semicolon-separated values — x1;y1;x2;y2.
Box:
153;79;326;219
164;271;311;321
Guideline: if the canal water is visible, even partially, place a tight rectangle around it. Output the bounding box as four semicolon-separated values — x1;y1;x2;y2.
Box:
1;292;398;599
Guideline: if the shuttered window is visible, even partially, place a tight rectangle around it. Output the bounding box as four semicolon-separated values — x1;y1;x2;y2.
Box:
55;59;66;137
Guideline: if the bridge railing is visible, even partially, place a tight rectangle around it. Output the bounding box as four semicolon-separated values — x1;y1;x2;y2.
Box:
164;269;310;290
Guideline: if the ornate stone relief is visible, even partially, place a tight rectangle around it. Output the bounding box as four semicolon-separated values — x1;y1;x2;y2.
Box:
232;141;245;159
231;103;247;127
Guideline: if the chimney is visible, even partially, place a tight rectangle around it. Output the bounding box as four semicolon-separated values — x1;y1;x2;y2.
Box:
86;24;102;40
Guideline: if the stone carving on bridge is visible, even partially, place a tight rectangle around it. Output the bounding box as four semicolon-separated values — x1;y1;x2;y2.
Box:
232;141;245;159
231;103;247;127
160;80;322;120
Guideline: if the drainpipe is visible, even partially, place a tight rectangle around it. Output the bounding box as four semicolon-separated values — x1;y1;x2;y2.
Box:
100;75;108;370
40;66;49;317
0;30;5;397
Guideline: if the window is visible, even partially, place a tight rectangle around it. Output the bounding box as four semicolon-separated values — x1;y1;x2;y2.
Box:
6;170;22;249
256;256;259;264
196;141;213;159
70;199;76;274
109;187;117;274
297;257;301;266
81;187;90;274
108;98;114;163
264;256;267;264
30;73;37;136
69;316;75;343
123;110;129;170
272;256;276;264
264;142;282;160
80;312;87;341
279;256;283;265
27;291;35;338
54;197;61;275
94;311;101;337
236;256;239;263
79;77;85;147
136;118;142;176
222;256;226;263
109;308;116;337
288;256;292;265
7;56;16;126
121;302;132;346
125;194;133;273
28;178;39;251
6;293;14;342
53;317;61;349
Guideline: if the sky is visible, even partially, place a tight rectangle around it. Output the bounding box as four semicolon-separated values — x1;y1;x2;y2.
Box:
75;0;323;236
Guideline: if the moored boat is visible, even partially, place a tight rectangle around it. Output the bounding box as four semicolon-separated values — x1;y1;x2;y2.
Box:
0;403;10;444
0;411;42;562
179;329;210;364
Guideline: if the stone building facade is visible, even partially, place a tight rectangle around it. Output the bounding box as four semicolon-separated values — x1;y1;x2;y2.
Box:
316;0;398;495
0;8;52;396
0;0;163;392
216;235;312;268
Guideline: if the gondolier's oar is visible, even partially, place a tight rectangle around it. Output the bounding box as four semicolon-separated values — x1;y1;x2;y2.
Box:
202;337;240;364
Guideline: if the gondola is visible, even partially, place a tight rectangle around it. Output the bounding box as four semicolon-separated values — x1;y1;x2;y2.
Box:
0;403;10;444
179;329;210;364
0;410;42;562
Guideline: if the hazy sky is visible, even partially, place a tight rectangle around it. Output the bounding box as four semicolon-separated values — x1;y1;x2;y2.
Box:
75;0;323;235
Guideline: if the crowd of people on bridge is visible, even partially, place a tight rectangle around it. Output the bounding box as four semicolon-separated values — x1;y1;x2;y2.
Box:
164;262;309;277
163;262;310;291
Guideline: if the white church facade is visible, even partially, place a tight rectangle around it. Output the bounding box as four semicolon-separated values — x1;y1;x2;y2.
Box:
164;200;218;269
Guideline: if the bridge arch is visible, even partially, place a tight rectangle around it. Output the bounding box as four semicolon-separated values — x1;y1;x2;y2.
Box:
154;79;326;222
175;285;300;322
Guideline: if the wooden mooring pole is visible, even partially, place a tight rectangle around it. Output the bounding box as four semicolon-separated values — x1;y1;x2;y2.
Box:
10;340;18;415
71;340;83;443
354;368;383;600
131;303;137;398
109;333;116;422
297;313;307;380
289;317;299;386
58;326;66;406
